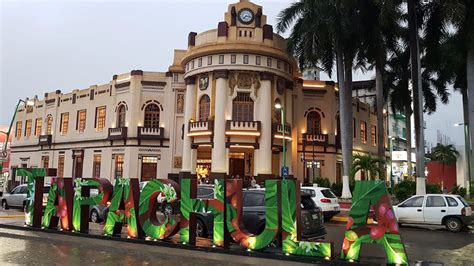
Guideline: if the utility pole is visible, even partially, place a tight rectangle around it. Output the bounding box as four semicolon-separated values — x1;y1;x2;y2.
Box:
407;0;426;195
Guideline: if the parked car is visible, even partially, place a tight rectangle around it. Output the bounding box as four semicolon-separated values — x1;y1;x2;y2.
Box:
89;188;109;223
1;184;50;210
393;194;472;232
301;186;340;221
196;186;327;241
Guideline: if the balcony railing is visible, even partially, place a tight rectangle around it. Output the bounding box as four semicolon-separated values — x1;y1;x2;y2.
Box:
188;121;214;137
273;123;292;136
108;127;128;140
38;135;52;146
226;120;261;136
302;133;328;146
137;126;165;140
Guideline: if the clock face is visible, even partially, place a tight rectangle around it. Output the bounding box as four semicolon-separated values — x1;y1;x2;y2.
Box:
238;9;254;24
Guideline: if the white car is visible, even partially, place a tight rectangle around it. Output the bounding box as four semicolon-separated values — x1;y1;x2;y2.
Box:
302;186;340;220
1;184;50;210
393;194;472;232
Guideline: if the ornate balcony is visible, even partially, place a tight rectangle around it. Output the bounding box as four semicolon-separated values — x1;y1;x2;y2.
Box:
272;123;292;140
302;133;328;146
108;127;128;141
38;135;52;146
188;121;214;137
137;126;166;145
225;120;261;136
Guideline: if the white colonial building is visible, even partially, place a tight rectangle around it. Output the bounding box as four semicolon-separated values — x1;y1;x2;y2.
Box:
9;0;385;186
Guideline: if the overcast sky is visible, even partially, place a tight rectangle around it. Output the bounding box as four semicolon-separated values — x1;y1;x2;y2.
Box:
0;0;465;147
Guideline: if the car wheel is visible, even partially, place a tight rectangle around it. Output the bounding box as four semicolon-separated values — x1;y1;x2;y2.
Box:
445;217;462;232
196;219;207;238
163;203;173;217
90;209;100;223
1;200;8;210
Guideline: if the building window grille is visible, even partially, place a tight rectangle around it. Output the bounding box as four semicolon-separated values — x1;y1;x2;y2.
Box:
371;125;377;146
93;155;101;178
199;95;211;121
307;111;321;135
60;113;69;135
77;110;87;133
35;118;42;137
114;154;124;179
25;119;32;137
96;106;106;132
46;115;53;135
232;92;254;121
58;155;65;177
361;121;367;144
117;105;126;128
144;104;160;128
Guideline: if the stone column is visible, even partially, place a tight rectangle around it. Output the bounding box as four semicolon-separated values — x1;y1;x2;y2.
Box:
255;72;273;177
181;77;196;173
211;70;228;175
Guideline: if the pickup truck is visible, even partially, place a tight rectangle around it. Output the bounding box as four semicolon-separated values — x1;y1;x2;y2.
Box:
393;194;472;232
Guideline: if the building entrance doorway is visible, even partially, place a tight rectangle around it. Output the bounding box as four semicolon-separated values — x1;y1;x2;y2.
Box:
74;157;83;178
229;152;246;178
306;160;321;184
141;156;157;181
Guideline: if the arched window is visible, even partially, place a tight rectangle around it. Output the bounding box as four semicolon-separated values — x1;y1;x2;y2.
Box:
144;104;160;128
46;115;53;135
232;92;254;121
117;105;126;128
199;95;210;121
307;111;321;135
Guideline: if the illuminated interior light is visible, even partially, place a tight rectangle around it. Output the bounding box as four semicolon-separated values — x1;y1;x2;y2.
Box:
301;129;306;134
323;130;328;135
303;84;325;88
198;144;212;148
230;145;255;149
225;131;261;136
187;131;213;137
274;135;292;141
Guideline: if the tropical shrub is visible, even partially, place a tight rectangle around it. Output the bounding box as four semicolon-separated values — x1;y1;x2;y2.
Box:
331;183;343;197
426;184;442;194
314;177;331;188
350;154;385;180
451;185;467;198
394;180;416;202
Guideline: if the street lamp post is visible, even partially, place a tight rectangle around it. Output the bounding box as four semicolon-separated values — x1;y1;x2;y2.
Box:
275;100;287;180
454;122;471;197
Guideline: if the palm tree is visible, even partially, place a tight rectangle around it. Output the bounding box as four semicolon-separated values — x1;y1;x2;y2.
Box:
357;0;403;164
350;154;385;181
277;0;359;198
422;0;474;188
430;144;460;188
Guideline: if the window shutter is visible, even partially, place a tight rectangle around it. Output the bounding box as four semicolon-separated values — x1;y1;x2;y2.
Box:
76;111;79;130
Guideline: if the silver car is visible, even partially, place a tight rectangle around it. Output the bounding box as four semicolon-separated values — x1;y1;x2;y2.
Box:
1;184;50;210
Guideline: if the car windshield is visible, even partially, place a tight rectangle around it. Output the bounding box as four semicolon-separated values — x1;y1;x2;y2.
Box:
457;196;469;207
301;196;316;210
320;189;336;199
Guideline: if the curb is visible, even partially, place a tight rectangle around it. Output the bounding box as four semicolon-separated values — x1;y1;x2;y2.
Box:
330;216;375;224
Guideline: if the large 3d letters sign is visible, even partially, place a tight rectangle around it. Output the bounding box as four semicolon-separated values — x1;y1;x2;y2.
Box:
21;168;408;264
341;181;408;265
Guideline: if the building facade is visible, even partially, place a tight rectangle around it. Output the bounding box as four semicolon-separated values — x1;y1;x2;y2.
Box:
9;0;384;185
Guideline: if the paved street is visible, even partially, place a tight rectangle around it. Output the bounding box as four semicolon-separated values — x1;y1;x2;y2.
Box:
0;227;308;266
1;209;473;265
324;221;474;265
